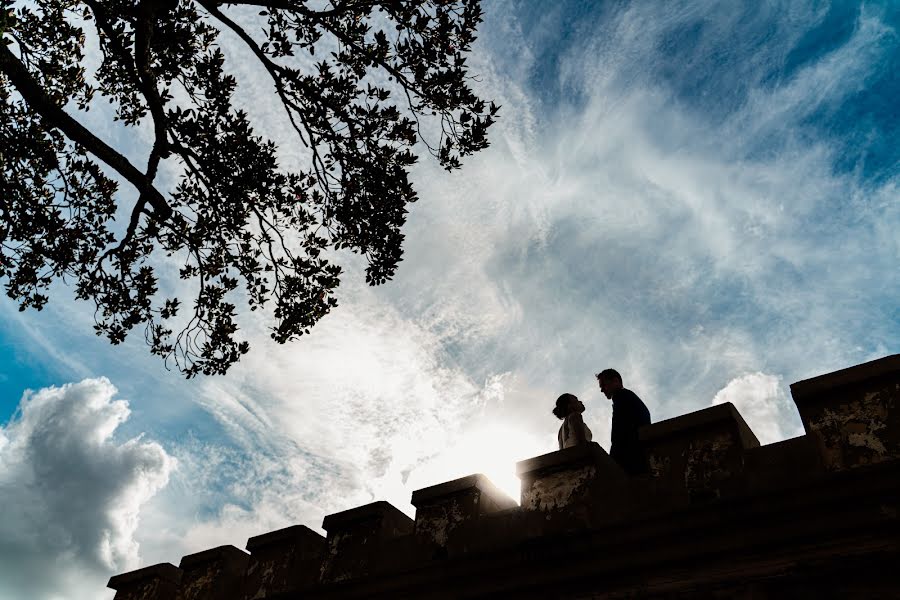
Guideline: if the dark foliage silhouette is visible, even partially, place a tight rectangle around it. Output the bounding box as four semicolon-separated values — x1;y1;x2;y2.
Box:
0;0;497;376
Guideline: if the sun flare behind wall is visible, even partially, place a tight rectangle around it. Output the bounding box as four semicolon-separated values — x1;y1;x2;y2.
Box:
406;424;550;503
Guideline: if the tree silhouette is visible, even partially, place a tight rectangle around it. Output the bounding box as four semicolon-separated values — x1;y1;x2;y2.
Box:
0;0;497;376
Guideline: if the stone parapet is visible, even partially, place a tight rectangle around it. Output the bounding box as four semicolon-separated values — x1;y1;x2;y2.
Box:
106;355;900;599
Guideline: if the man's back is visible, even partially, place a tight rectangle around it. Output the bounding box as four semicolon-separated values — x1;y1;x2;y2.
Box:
610;388;651;474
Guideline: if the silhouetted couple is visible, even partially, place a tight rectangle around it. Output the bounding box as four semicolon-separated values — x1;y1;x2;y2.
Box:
553;369;651;475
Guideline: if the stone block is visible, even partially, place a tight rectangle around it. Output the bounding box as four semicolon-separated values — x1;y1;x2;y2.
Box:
791;354;900;470
516;442;627;526
743;434;825;492
108;563;182;600
640;402;760;504
243;525;325;598
177;545;249;600
320;501;414;583
411;473;517;554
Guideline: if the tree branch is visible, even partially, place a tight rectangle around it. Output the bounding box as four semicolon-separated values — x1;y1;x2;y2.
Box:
218;0;377;19
198;0;336;196
0;44;173;222
134;0;172;182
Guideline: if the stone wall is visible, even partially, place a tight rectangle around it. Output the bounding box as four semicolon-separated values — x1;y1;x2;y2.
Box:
108;354;900;599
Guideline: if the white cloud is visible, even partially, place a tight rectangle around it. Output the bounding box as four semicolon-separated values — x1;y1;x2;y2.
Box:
711;372;804;445
0;379;174;600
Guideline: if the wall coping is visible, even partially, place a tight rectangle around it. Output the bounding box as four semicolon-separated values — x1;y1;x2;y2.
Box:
107;562;181;590
640;401;759;448
516;442;612;478
790;354;900;404
411;473;516;508
179;544;249;570
246;524;325;553
322;500;414;533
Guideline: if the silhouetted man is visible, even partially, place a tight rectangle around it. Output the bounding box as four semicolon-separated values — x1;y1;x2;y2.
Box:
596;369;651;475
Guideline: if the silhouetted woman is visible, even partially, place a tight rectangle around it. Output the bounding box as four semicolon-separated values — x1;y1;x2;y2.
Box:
553;393;592;450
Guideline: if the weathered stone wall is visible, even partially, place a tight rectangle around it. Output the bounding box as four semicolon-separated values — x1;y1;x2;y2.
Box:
792;354;900;470
108;355;900;599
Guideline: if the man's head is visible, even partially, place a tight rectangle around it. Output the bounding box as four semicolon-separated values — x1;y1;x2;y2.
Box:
595;368;623;399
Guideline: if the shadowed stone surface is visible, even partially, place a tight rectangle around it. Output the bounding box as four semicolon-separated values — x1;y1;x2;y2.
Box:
243;525;325;598
640;402;760;504
177;545;249;600
319;501;414;583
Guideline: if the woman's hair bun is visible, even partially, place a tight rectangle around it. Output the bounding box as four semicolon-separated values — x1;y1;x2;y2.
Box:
553;393;577;420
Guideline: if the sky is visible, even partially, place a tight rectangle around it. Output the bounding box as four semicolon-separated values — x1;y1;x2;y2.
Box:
2;1;899;598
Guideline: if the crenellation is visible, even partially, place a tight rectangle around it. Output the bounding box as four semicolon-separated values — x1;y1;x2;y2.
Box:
516;442;627;527
411;473;516;555
106;356;900;598
791;354;900;471
640;402;760;504
243;525;325;598
319;500;414;583
176;545;249;600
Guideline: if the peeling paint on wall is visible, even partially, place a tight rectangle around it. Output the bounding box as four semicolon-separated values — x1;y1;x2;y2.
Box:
809;385;898;469
522;466;596;512
418;497;467;546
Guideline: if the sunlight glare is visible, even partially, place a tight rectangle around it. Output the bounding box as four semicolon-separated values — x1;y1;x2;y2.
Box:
407;424;551;503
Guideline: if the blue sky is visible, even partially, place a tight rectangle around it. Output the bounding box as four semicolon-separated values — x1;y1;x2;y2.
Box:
1;1;899;598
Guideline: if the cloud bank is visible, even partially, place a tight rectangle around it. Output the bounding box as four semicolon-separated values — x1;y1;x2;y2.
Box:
711;372;804;445
0;379;173;600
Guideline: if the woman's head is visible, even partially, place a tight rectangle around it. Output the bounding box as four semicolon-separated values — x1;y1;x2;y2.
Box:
553;393;584;419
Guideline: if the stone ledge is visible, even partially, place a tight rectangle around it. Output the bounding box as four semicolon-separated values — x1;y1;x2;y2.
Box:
107;562;181;590
744;434;825;489
246;524;324;554
322;501;414;534
640;402;760;449
179;544;249;570
516;442;612;478
791;354;900;403
411;473;516;509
